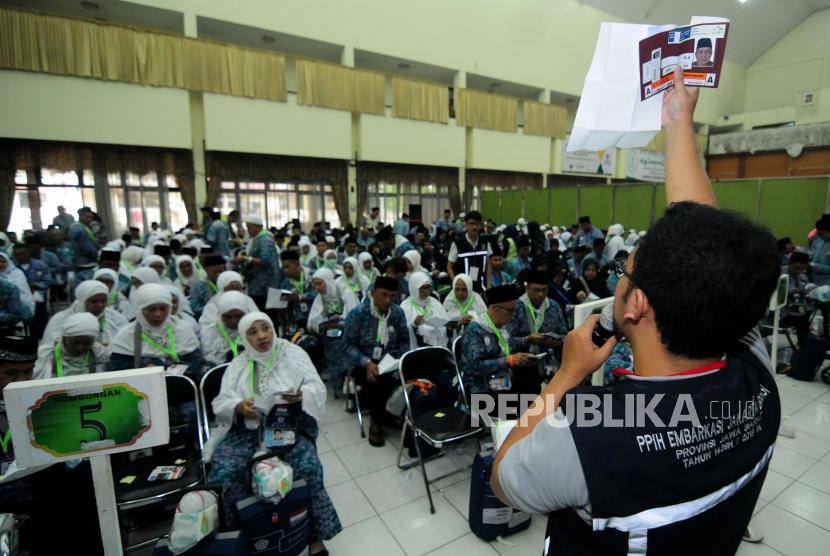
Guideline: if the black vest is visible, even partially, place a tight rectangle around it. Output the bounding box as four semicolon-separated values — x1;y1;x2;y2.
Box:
545;343;780;556
453;236;488;293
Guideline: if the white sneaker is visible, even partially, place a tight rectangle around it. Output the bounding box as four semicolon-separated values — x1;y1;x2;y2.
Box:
742;526;763;543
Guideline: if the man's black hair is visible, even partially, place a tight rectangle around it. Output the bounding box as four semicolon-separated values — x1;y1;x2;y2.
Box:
592;237;605;247
384;257;407;274
630;202;779;359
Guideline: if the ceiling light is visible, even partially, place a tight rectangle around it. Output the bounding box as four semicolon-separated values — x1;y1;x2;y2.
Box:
738;0;749;4
397;63;411;70
261;35;276;44
80;1;100;11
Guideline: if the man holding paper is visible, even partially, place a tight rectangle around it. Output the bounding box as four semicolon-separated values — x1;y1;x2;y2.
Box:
342;276;411;447
506;271;567;355
492;68;781;555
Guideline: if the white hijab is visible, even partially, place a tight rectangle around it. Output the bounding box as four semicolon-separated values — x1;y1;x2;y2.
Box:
175;255;201;287
337;256;370;297
201;291;250;366
129;266;162;304
216;270;244;292
109;283;200;357
358;251;379;282
0;252;34;315
403;271;448;347
443;273;487;320
33;312;108;380
403;250;427;279
94;267;135;320
307;268;358;334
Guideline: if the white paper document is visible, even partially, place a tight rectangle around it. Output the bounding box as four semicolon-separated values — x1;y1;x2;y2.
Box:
425;316;449;328
378;354;400;375
266;288;292;309
568;17;728;152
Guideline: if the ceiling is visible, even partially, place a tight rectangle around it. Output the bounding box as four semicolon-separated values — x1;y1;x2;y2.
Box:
466;73;544;99
580;0;830;66
354;50;456;86
0;0;183;33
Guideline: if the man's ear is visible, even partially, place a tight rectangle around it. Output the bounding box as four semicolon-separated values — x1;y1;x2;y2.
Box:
622;288;652;323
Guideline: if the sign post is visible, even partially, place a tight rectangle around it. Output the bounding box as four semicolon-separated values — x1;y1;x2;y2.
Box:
4;367;169;556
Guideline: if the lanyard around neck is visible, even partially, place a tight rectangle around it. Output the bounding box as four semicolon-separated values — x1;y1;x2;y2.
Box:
408;298;431;318
247;344;281;396
454;295;474;316
291;271;306;294
208;280;219;294
54;342;89;378
525;298;547;333
374;305;387;345
483;313;510;356
141;324;178;361
81;223;96;243
0;430;11;454
218;323;240;357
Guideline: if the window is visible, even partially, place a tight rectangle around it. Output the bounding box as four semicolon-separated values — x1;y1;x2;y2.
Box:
10;166;96;235
218;180;340;230
367;182;450;229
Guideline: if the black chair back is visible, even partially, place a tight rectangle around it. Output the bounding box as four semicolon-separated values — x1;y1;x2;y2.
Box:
200;364;228;428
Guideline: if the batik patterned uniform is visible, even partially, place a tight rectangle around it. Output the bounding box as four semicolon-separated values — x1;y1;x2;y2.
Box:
245;231;283;297
459;321;524;394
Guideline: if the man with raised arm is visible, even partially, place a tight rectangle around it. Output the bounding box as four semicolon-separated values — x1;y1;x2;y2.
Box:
492;67;781;555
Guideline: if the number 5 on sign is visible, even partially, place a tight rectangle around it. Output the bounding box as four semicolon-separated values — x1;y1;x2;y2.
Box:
4;367;169;466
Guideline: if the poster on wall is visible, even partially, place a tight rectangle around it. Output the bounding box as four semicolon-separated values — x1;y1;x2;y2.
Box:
626;149;666;182
562;135;616;175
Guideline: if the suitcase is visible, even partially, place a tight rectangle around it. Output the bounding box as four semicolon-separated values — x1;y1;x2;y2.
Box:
152;530;247;555
235;479;311;556
468;449;531;541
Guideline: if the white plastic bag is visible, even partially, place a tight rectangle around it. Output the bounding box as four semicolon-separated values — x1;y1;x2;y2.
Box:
168;490;220;555
251;450;293;504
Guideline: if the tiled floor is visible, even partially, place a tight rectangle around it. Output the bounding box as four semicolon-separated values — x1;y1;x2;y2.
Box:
319;372;830;556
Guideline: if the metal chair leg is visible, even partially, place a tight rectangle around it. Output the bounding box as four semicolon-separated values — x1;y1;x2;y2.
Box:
352;376;366;439
396;421;408;468
411;428;435;514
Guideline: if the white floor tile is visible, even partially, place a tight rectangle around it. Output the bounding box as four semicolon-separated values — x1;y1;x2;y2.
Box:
787;401;830;441
319;397;352;425
488;515;547;556
779;390;814;415
753;498;770;517
320;416;365;450
326;480;377;528
735;541;785;555
759;469;794;502
320;450;351;487
316;431;333;454
752;504;830;556
769;445;817;479
799;461;830;496
438;477;471;519
426;533;498;556
355;464;434;514
775;428;830;460
324;516;405;556
335;439;400;478
776;377;830;401
381;495;469;555
773;482;830;530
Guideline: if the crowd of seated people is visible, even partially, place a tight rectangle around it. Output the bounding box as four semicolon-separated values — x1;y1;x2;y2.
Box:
0;200;824;554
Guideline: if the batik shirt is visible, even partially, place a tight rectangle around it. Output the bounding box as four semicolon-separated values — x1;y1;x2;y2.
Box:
280;272;317;325
207;220;231;259
188;279;218;319
506;297;567;349
246;231;282;296
460;321;524;394
68;222;99;266
342;299;410;368
0;278;31;323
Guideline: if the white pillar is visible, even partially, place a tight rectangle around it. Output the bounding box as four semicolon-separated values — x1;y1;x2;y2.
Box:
184;13;207;215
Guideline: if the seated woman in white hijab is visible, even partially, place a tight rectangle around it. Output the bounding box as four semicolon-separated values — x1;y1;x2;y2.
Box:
308;268;359;392
402;250;428;280
33;313;108;379
129;266;161;304
39;281;128;368
142;255;173;285
94;268;135;321
198;270;256;326
108;283;204;379
403;271;450;348
168;285;200;338
0;252;34;318
603;223;627;260
206;312;341;550
442;273;487;341
336;256;370;302
358;251;380;284
321;249;340;275
173;254;203;296
298;236;316;269
201;291;249;367
120;245;144;276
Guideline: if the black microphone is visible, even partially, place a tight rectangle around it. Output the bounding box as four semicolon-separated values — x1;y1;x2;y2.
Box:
591;303;617;347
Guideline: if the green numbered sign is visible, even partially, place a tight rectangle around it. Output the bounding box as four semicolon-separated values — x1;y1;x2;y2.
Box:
29;383;151;457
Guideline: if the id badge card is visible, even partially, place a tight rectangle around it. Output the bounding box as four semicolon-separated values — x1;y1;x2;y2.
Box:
469;266;480;282
372;346;383;360
488;371;512;392
263;403;298;450
300;302;308;313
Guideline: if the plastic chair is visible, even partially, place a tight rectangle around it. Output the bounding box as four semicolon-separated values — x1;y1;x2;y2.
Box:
396;346;483;514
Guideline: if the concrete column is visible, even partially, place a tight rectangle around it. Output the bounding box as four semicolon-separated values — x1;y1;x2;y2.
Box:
184;13;207;216
343;46;359;225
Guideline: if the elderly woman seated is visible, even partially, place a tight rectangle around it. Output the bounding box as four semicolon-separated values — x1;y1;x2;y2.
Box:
200;291;250;367
207;312;341;555
107;283;204;378
33;313;109;379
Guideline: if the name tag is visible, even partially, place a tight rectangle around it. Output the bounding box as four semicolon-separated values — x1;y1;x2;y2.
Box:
488;371;512;392
469;266;480;281
300;302;308;313
372;346;383;360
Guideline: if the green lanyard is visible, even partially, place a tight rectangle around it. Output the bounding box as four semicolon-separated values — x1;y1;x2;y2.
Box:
54;343;89;378
99;315;106;334
0;430;11;455
194;259;205;274
346;278;361;293
107;291;118;306
525;298;548;333
291;271;306;294
325;299;343;315
81;223;96;243
483;313;510;356
208;280;219;294
454;296;474;316
375;310;387;346
141;324;179;361
218;323;240;357
247;345;280;396
408;298;432;318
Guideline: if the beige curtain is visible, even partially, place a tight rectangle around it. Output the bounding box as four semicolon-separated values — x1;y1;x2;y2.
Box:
0;8;286;101
392;77;448;124
296;59;384;114
455;89;517;133
524;101;568;138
